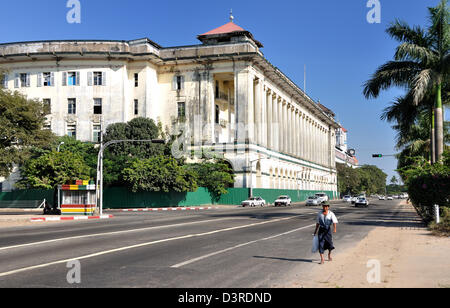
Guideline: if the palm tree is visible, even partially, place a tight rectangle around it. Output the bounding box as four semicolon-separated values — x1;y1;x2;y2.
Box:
364;0;449;163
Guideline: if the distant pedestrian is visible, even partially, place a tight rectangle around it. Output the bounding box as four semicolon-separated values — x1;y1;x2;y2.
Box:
313;201;338;265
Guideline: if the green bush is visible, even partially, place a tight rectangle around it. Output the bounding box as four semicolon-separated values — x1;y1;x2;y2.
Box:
400;152;450;222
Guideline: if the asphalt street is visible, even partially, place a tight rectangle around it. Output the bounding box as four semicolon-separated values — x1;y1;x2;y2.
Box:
0;199;411;288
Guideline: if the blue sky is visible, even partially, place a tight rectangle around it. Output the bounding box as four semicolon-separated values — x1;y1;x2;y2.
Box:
0;0;446;183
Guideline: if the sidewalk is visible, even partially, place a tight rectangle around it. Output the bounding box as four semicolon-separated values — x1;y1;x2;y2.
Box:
0;209;113;227
286;202;450;288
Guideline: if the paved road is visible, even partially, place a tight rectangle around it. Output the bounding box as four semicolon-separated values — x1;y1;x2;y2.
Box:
0;200;410;288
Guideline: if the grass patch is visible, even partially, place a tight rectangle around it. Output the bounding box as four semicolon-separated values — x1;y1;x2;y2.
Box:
429;207;450;237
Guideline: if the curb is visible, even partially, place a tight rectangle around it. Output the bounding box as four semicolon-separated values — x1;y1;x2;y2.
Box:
30;215;114;222
118;207;218;212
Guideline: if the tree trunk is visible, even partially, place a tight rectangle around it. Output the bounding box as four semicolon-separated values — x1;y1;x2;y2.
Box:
435;83;444;163
430;107;435;164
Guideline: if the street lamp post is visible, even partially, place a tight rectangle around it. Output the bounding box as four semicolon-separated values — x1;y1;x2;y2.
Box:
96;138;165;215
248;157;270;198
57;142;65;152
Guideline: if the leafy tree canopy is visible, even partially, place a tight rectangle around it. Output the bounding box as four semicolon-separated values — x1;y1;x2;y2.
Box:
16;150;91;190
122;156;198;193
0;90;54;178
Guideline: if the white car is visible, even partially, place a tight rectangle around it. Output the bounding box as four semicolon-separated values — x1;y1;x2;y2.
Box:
343;195;352;203
387;196;394;201
306;196;320;206
355;197;369;208
379;196;386;200
241;197;266;207
351;196;359;204
315;193;329;203
274;196;292;207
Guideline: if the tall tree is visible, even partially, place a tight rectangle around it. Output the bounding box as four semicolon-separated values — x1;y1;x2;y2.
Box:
364;0;449;163
0;89;54;178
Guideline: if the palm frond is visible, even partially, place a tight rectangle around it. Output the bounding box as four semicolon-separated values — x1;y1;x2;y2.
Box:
428;0;450;55
387;19;431;47
363;61;422;99
395;42;438;66
411;69;439;105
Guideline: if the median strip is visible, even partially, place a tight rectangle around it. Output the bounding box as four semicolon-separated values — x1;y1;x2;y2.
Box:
30;215;114;222
120;207;218;212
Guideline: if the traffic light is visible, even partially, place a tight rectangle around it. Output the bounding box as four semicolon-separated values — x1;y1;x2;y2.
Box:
372;154;383;158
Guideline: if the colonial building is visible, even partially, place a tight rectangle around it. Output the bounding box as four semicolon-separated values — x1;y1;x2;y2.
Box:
0;17;339;196
335;126;359;168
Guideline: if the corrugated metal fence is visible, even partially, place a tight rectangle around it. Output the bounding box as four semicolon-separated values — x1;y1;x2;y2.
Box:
0;187;336;208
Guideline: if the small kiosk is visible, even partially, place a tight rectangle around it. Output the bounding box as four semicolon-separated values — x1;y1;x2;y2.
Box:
58;180;97;216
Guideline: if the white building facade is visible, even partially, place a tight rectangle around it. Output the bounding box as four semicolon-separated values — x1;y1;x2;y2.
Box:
0;20;339;196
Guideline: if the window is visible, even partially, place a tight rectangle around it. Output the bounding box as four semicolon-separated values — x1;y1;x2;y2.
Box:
42;72;53;86
20;73;30;87
64;72;80;86
134;99;139;116
215;104;220;124
93;72;103;86
68;72;77;86
93;125;102;143
1;74;7;88
94;98;102;115
134;73;139;87
68;98;76;115
173;75;184;91
43;99;51;114
177;102;186;121
67;124;77;139
215;81;219;99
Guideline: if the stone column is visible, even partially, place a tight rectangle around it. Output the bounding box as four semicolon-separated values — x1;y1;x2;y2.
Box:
279;99;284;153
266;89;272;149
254;78;261;145
260;83;266;147
284;102;288;154
300;113;304;159
306;117;310;161
272;93;278;151
294;109;299;157
292;109;296;156
278;96;283;152
286;103;294;155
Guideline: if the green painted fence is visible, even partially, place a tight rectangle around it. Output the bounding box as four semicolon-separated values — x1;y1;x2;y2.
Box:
252;189;334;204
0;187;337;209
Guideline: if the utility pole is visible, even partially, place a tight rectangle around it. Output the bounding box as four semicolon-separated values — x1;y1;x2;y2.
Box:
96;139;165;215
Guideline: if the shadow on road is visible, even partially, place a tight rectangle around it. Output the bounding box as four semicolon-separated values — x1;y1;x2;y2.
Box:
253;255;318;264
210;212;305;220
343;207;425;229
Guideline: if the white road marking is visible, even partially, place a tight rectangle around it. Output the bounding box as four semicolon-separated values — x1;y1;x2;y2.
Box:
0;215;303;278
0;218;234;252
171;223;317;268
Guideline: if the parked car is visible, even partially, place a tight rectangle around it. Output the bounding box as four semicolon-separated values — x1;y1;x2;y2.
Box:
355;197;369;208
241;197;266;207
378;196;386;200
306;196;320;206
274;196;292;207
343;195;352;203
387;196;394;200
315;193;329;203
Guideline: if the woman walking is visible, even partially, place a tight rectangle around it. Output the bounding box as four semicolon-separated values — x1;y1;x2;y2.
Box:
313;201;338;264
